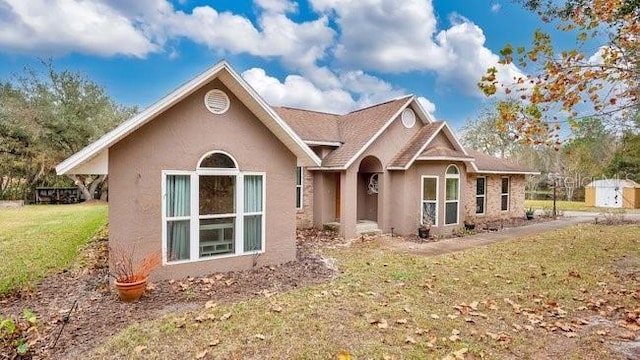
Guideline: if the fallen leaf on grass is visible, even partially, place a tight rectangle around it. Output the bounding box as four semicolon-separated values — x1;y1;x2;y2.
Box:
271;305;283;313
220;312;232;321
134;345;147;354
469;311;488;318
405;336;416;344
370;318;389;329
453;348;468;360
209;340;220;347
425;336;437;348
619;331;636;340
486;332;511;343
195;350;208;359
430;314;440;320
205;301;216;309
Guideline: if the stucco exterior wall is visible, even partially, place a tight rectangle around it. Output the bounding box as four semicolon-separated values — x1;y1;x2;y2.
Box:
341;106;424;238
296;168;314;228
463;174;526;222
109;79;297;280
389;161;469;236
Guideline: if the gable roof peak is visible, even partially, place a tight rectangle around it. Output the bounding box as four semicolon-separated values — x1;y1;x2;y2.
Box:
346;94;413;115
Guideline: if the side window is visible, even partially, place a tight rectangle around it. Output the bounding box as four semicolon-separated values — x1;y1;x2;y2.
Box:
501;177;510;211
296;167;303;209
476;177;486;215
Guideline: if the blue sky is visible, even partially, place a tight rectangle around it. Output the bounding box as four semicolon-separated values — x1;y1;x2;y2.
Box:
0;0;576;129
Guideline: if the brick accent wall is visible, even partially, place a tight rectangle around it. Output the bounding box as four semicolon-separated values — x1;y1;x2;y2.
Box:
296;168;314;228
463;174;526;223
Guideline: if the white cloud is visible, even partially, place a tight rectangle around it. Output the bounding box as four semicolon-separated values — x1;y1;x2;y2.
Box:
491;3;501;13
242;67;355;113
338;70;404;107
310;0;526;96
254;0;298;13
0;0;158;57
417;96;437;119
242;67;437;118
434;14;524;95
311;0;448;72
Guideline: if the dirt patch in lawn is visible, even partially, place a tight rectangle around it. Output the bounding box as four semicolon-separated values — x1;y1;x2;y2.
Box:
0;229;339;360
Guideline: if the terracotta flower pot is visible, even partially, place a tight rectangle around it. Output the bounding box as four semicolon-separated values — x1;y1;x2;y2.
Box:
114;278;148;302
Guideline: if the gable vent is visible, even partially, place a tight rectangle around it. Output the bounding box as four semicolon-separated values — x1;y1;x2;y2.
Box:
401;108;416;128
204;89;230;114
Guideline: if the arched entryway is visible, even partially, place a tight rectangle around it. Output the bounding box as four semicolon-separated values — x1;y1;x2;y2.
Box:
357;156;383;227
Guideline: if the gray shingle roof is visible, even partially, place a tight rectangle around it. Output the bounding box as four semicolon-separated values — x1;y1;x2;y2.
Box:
388;122;444;168
275;96;412;168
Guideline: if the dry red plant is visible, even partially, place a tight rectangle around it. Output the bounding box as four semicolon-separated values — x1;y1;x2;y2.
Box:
109;246;161;283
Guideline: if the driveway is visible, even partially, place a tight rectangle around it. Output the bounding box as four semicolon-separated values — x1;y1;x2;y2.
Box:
378;211;640;257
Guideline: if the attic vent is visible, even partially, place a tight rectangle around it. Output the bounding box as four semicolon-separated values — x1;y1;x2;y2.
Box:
204;89;230;114
401;108;416;128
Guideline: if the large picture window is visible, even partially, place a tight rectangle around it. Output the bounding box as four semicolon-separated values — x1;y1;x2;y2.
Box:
476;177;486;215
162;151;265;264
421;176;438;226
501;177;510;211
445;165;460;225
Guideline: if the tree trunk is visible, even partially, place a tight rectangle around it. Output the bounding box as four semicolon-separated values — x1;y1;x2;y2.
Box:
67;174;107;201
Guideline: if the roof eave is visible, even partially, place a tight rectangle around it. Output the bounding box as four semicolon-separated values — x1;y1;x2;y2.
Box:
472;170;541;175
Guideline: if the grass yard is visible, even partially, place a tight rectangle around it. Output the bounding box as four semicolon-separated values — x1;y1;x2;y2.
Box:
0;203;108;295
92;224;640;359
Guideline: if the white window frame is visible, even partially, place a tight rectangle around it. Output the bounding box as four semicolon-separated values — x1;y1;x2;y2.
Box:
445;164;460;226
161;170;193;265
243;172;266;254
476;176;486;215
161;152;266;266
295;166;303;210
421;175;439;227
501;176;510;212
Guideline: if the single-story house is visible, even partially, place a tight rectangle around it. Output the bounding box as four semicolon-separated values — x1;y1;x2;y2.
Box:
585;179;640;208
57;61;537;279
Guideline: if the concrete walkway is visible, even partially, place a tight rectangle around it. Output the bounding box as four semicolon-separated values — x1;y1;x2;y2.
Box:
380;211;640;257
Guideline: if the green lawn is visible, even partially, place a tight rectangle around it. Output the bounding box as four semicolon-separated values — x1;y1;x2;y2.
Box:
92;224;640;359
525;199;616;212
0;203;108;295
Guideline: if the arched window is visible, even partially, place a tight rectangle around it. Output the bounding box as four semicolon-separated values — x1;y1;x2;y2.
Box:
198;152;237;169
163;150;264;264
445;164;460;225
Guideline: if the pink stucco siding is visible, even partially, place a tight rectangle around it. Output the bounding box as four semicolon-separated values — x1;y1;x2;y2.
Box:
109;80;297;280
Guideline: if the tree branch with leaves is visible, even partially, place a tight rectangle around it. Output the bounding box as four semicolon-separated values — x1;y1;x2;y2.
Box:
478;0;639;145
